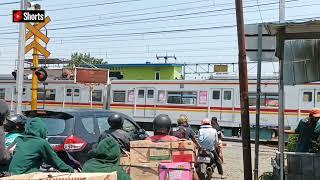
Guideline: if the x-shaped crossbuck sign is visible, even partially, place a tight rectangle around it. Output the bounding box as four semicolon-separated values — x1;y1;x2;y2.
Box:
25;16;51;58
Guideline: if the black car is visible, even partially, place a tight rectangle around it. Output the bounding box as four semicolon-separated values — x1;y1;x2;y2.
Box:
24;109;147;168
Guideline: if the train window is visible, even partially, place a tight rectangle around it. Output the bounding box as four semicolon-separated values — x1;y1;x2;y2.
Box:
167;91;197;105
303;92;313;102
212;91;220;100
66;89;72;96
264;93;278;107
38;89;56;101
317;92;320;102
0;88;5;99
113;91;126;102
92;90;102;102
223;91;232;100
147;90;154;98
74;89;80;97
138;90;145;98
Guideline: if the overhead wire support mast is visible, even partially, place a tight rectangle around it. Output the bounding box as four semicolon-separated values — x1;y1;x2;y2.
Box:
235;0;252;180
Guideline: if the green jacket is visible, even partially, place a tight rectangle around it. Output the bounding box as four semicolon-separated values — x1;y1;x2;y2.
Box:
9;118;73;174
82;137;131;180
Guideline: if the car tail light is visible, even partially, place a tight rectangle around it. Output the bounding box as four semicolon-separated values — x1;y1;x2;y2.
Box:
63;135;87;152
53;144;64;151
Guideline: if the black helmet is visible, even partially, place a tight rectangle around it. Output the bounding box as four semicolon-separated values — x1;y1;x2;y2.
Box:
3;114;27;133
108;113;124;129
153;114;172;133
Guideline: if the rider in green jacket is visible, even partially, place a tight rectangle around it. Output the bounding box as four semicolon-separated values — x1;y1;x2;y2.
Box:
9;118;73;174
82;137;131;180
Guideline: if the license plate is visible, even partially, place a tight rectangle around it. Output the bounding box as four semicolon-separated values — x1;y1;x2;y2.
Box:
197;156;211;163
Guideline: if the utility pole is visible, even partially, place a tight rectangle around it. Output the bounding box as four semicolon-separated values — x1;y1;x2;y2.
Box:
16;0;27;114
235;0;252;180
278;0;285;180
254;24;263;180
156;54;176;64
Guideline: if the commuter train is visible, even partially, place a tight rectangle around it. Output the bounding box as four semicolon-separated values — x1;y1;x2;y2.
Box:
0;75;318;139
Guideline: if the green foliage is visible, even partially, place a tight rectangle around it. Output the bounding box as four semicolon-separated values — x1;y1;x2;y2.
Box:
68;52;107;67
287;134;298;152
259;172;273;180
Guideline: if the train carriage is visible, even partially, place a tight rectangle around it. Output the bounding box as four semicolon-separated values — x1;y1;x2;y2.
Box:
0;75;319;140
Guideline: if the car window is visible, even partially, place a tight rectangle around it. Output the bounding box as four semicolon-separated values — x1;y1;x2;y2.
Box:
43;118;66;136
123;118;138;134
96;116;111;133
81;117;95;135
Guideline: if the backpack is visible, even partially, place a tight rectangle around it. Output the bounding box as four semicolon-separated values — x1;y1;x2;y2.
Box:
174;126;187;139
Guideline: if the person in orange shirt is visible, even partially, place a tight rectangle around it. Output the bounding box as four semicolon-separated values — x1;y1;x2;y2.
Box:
147;114;178;142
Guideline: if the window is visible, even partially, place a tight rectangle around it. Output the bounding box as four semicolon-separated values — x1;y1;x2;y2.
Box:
147;90;154;98
155;71;160;80
66;89;72;96
97;116;110;133
38;89;56;101
81;117;95;134
303;92;313;102
92;90;102;102
317;92;320;102
123;118;137;134
0;89;5;99
167;91;197;105
113;91;126;102
212;91;220;100
248;92;278;107
74;89;80;97
223;91;232;100
138;90;144;98
43;118;66;136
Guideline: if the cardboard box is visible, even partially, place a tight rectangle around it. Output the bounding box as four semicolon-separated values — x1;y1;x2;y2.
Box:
120;154;131;174
171;140;196;162
159;162;193;180
130;140;171;163
130;162;159;180
1;172;117;180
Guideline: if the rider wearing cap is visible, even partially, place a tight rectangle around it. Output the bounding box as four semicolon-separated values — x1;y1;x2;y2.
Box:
173;114;201;148
198;118;224;179
285;108;320;152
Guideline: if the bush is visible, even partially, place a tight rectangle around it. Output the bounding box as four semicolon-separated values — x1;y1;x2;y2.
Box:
259;172;273;180
287;134;298;152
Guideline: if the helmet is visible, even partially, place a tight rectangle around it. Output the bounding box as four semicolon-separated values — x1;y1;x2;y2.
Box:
201;118;211;125
177;114;188;124
3;114;28;132
108;113;124;129
153;114;172;133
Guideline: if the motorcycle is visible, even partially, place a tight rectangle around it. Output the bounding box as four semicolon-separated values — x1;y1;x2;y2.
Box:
40;151;81;172
195;148;216;180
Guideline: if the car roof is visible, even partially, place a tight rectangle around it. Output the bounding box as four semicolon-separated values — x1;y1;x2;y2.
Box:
25;108;118;115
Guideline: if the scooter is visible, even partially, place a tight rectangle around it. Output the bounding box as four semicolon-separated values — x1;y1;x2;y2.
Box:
195;148;216;180
40;151;81;172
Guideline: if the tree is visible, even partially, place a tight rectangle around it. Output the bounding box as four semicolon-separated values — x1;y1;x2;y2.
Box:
68;52;107;67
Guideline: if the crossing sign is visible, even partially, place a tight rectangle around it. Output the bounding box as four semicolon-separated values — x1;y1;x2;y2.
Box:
25;16;51;58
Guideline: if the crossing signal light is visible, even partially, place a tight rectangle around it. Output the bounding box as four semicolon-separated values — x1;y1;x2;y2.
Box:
12;71;17;80
35;68;47;82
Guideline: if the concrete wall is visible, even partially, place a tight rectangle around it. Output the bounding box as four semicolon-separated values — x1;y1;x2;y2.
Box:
110;66;182;80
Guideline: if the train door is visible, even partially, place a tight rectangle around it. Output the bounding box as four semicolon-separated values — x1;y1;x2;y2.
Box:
299;89;320;118
65;87;81;105
209;88;234;122
134;88;156;117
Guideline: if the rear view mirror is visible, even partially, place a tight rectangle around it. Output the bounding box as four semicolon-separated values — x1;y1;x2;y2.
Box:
137;129;147;140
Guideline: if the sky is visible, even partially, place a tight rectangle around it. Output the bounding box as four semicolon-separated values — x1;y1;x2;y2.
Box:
0;0;319;77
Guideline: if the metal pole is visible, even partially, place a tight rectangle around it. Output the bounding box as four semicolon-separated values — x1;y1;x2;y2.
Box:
279;1;285;180
279;0;285;23
90;86;93;109
31;24;39;110
254;24;263;180
235;0;252;179
16;0;27;114
278;27;285;180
